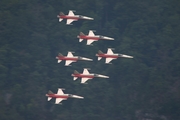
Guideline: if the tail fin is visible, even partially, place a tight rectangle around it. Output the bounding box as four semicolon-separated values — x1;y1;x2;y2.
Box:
98;50;104;54
59;12;65;16
58;53;63;57
80;32;85;36
74;70;79;74
48;90;54;94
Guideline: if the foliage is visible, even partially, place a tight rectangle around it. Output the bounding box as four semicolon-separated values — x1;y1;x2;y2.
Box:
0;0;180;120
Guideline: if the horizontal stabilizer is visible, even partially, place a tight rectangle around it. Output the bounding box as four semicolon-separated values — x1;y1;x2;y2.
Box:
58;60;62;63
59;18;63;22
48;97;52;101
79;39;83;42
98;57;102;61
73;77;78;80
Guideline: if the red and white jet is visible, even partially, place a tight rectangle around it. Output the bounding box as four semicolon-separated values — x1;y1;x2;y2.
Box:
71;68;109;84
56;51;93;66
77;30;114;45
57;10;94;25
96;48;133;64
46;88;84;104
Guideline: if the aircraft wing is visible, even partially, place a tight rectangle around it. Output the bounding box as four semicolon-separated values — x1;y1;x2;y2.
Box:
87;39;95;45
88;30;95;36
65;60;74;66
107;48;114;54
68;10;75;16
55;98;65;104
105;58;115;63
67;52;74;57
66;19;75;25
83;68;90;74
81;78;91;83
57;88;64;95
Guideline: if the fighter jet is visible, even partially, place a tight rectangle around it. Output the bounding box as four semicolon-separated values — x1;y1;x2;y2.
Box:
56;51;93;66
71;68;109;84
77;30;114;45
57;10;94;25
46;88;84;104
96;48;133;64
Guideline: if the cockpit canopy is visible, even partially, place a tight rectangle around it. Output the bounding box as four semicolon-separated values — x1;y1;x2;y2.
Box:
99;35;104;39
79;15;83;18
68;94;73;97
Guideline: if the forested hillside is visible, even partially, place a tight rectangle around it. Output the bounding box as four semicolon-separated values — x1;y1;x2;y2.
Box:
0;0;180;120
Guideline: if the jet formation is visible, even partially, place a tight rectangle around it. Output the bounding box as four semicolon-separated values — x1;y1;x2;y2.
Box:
46;10;134;104
57;10;94;25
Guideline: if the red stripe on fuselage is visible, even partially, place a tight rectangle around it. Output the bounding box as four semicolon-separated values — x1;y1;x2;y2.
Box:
73;74;94;78
57;57;78;61
47;94;69;99
78;35;100;40
60;15;79;20
97;54;118;58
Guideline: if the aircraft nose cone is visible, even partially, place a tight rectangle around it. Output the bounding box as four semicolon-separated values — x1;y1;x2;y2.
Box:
83;16;94;20
97;74;109;78
81;57;93;61
72;95;84;99
100;36;114;40
104;37;114;40
120;54;133;58
89;18;94;20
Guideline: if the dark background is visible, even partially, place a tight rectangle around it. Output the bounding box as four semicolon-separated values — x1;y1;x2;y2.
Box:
0;0;180;120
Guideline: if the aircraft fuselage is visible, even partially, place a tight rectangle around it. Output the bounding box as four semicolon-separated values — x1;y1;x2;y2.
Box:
72;74;94;78
59;15;80;20
56;56;78;61
78;35;100;40
96;54;119;58
78;35;114;40
59;15;92;20
46;94;69;99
